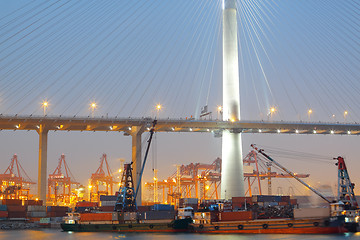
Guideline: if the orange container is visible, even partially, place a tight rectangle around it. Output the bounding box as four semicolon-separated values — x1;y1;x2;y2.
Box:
232;197;253;204
219;211;253;221
76;201;98;208
80;212;113;221
0;211;8;218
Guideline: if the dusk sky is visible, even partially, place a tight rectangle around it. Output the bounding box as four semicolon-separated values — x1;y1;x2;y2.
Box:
0;0;359;199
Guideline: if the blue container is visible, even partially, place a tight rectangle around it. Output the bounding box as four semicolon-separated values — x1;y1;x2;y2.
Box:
274;196;282;202
151;204;174;211
0;205;7;211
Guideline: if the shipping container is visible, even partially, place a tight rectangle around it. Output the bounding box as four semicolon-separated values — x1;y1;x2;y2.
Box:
47;212;68;217
100;195;118;201
0;211;8;218
151;204;174;211
8;211;26;218
290;199;298;205
0;205;7;211
80;212;113;221
281;196;290;202
112;212;119;221
252;195;283;203
219;211;253;221
47;206;69;212
294;208;330;219
137;205;151;212
27;211;47;218
139;211;175;220
100;201;117;207
179;198;198;205
28;205;46;212
124;212;137;221
76;201;98;208
232;197;253;204
99;206;114;212
7;205;26;212
2;199;22;206
75;206;95;213
40;218;51;224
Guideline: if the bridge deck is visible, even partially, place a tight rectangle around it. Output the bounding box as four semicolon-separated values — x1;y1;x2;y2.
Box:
0;115;359;135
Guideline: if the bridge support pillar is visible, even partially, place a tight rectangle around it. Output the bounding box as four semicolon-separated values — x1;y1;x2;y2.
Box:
131;126;144;205
37;124;48;203
221;0;245;199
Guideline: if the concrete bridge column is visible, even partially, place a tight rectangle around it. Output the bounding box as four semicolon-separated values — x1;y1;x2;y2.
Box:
131;126;144;205
222;0;245;199
37;124;48;203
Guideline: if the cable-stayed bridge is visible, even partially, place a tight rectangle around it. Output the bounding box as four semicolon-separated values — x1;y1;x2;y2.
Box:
0;1;360;202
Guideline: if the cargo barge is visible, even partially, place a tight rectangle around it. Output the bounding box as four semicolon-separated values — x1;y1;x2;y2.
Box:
61;210;347;234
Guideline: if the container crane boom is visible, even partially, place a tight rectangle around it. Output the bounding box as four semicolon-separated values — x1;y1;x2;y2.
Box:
251;144;331;204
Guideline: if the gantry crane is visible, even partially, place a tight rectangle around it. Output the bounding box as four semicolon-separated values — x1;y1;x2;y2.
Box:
0;154;35;200
145;150;311;204
145;158;221;204
89;154;117;202
243;150;310;196
48;154;79;205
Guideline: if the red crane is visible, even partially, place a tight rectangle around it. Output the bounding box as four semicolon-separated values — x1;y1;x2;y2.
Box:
0;154;35;200
89;154;117;202
48;154;79;205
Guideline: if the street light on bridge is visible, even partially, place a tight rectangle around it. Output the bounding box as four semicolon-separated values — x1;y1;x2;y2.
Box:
155;104;162;119
308;109;313;120
344;111;348;121
268;106;276;120
217;105;223;120
90;102;97;118
42;101;49;116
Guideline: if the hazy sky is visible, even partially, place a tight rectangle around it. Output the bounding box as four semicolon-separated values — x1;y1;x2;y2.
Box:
0;0;360;198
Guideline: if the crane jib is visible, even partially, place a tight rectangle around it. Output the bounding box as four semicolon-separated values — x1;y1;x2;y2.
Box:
250;144;331;203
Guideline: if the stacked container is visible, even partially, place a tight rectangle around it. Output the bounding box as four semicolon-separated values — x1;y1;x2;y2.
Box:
47;206;69;217
75;201;98;213
7;205;26;219
99;195;117;211
27;205;46;218
232;197;253;210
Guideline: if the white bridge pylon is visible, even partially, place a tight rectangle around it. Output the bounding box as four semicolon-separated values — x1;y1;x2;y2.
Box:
222;0;245;199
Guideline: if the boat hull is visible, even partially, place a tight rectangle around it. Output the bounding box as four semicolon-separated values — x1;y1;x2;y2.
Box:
61;217;347;234
191;217;347;234
61;219;191;233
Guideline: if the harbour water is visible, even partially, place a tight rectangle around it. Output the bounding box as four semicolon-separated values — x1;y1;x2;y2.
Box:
0;229;360;240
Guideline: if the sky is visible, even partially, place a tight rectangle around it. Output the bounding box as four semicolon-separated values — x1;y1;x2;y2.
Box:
0;0;360;199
